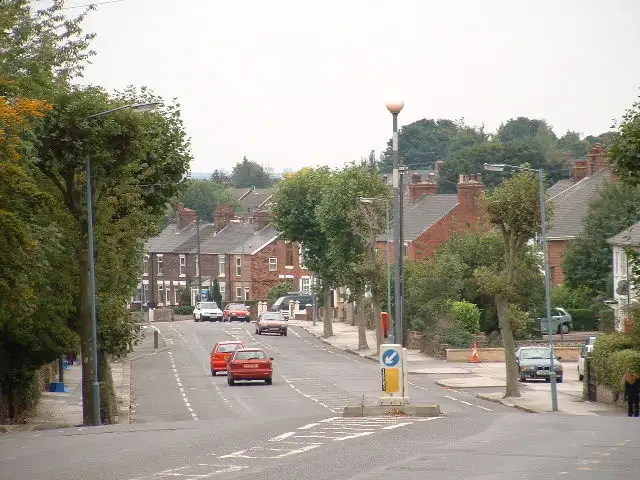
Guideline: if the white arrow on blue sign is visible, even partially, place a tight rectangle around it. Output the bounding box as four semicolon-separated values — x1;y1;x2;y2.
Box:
382;349;399;367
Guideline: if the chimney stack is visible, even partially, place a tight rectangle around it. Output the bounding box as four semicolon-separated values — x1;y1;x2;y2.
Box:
176;203;197;229
408;174;438;201
587;143;608;174
213;204;234;233
457;173;484;210
251;210;270;231
572;159;588;182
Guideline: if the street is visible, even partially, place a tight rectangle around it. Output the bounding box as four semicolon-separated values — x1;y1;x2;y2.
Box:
1;320;639;479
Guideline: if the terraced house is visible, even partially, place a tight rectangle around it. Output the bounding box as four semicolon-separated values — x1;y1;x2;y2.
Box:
133;203;312;308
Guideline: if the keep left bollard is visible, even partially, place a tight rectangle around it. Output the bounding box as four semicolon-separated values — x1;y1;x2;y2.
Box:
154;330;159;349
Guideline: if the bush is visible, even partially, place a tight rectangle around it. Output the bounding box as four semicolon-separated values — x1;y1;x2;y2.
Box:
173;306;194;315
511;305;541;340
267;282;296;305
567;309;598;331
551;285;594;310
607;349;640;392
440;326;474;348
597;308;615;332
452;301;480;334
592;333;637;390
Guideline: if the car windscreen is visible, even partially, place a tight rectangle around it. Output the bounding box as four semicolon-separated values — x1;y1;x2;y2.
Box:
273;297;287;308
217;344;242;353
227;304;245;310
234;351;266;360
262;314;284;321
521;348;551;359
201;302;218;309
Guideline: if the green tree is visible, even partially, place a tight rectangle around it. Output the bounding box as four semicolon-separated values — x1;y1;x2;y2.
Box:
267;281;296;305
474;171;550;397
270;167;336;337
452;301;481;334
231;156;272;188
610;92;640;185
317;165;388;350
563;181;640;295
35;86;191;424
210;169;231;185
212;279;223;309
177;179;236;221
557;130;588;158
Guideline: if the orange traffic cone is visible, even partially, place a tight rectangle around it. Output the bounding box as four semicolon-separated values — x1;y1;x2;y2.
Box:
470;342;479;363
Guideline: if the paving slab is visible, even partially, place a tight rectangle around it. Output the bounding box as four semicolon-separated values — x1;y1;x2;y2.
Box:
436;377;506;388
476;391;626;416
409;367;471;375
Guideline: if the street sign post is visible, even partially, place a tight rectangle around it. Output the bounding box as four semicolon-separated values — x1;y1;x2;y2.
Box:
379;344;407;406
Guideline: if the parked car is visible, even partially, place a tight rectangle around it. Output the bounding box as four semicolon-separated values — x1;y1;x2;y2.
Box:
256;312;287;336
578;336;597;381
223;303;250;322
193;302;223;322
516;346;563;383
272;294;313;319
227;348;273;385
210;341;245;375
538;307;573;334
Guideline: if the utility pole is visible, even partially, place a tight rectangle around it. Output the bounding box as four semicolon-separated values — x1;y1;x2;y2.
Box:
196;215;202;303
386;101;404;347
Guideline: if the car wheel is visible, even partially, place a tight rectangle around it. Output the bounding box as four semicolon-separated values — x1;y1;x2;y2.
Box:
228;376;235;386
265;377;272;385
283;330;287;336
518;369;525;382
211;369;216;376
579;373;584;381
257;329;261;335
558;324;570;334
545;377;551;383
556;375;563;383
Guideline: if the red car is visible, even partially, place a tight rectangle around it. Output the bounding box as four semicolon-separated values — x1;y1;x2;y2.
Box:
223;303;251;322
227;348;273;385
210;341;245;375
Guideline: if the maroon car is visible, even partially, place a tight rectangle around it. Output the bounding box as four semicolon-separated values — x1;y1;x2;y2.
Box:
227;348;273;385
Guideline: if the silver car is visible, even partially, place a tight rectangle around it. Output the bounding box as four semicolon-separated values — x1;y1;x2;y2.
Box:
516;346;564;383
256;312;287;336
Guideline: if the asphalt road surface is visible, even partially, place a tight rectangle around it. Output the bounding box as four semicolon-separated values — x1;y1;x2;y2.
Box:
1;320;638;480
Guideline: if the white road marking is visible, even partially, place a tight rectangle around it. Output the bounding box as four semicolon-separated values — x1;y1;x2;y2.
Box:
460;400;472;406
167;351;198;421
477;405;493;411
298;423;320;430
333;431;376;441
269;432;295;442
444;395;458;401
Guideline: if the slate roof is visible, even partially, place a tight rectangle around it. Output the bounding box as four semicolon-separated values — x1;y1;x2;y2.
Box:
197;223;258;255
546;179;574;198
229;188;250;200
230;224;279;254
608;222;640;246
377;194;459;242
240;188;274;210
546;169;611;239
145;223;199;253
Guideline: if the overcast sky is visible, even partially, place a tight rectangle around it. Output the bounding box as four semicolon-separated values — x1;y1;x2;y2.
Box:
61;0;640;174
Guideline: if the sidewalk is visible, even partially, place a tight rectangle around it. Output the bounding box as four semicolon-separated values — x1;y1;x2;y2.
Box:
291;319;626;416
1;357;131;434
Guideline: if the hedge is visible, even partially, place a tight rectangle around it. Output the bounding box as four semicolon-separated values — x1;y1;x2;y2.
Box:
566;309;598;331
173;306;194;315
592;333;638;391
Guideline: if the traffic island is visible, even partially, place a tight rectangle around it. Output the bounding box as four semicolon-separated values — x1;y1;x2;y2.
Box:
343;403;441;418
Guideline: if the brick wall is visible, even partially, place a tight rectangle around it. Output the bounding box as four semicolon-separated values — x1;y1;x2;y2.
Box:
547;239;568;286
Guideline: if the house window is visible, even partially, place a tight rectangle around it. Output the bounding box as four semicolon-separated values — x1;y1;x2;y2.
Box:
299;245;307;269
143;255;149;276
236;286;242;299
244;287;250;301
236;256;242;276
218;255;225;277
403;244;408;259
179;255;186;276
157;254;164;275
269;258;277;272
165;283;171;305
195;256;199;277
157;283;164;306
174;285;179;305
301;277;311;294
285;242;294;267
219;282;226;299
142;283;149;304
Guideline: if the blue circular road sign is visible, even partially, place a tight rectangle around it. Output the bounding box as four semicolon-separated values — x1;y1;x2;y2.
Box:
382;349;400;367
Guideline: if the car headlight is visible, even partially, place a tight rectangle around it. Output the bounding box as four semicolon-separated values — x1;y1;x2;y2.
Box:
522;366;535;372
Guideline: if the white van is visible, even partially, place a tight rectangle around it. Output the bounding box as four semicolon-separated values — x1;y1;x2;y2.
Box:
577;336;597;381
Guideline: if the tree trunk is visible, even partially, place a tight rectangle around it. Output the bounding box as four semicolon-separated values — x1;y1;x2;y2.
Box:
371;297;383;354
98;351;118;424
346;300;354;326
77;240;98;424
357;295;369;350
496;295;520;398
322;285;333;338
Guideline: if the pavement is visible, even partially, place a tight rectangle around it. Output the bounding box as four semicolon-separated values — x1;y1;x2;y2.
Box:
2;318;638;480
289;318;627;417
1;357;131;433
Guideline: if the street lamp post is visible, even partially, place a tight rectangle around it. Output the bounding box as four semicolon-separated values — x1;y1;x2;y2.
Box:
85;102;159;426
386;101;404;346
483;163;559;412
359;196;393;343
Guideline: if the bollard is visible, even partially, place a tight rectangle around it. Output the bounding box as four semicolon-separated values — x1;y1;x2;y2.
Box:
153;330;159;349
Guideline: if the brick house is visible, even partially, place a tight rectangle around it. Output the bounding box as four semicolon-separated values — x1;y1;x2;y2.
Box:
607;222;640;330
545;144;612;285
375;172;487;261
135;203;311;307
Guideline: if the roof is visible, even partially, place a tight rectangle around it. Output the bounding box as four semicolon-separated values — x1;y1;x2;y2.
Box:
229;188;251;200
608;222;640;246
230;224;279;255
145;223;200;253
377;194;458;242
197;223;257;255
239;188;274;210
546;169;611;239
546;179;574;198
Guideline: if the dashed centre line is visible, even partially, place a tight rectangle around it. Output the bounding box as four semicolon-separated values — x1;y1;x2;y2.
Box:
167;351;198;421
